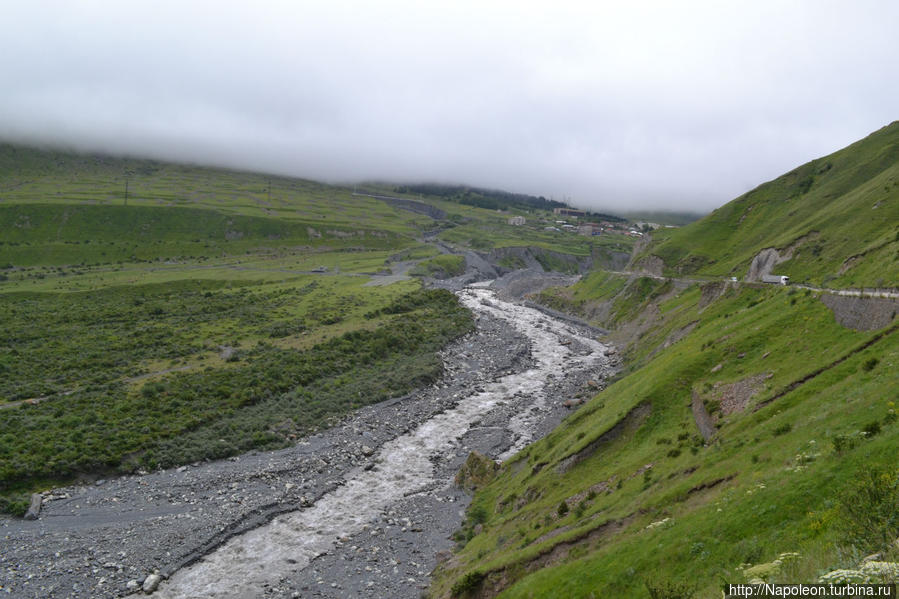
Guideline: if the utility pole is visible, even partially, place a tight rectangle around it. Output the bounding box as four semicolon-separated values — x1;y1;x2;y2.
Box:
124;176;129;206
267;179;271;204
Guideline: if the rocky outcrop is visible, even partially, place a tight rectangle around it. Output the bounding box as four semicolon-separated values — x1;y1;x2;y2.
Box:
487;246;592;275
591;247;631;272
820;294;899;331
633;255;664;277
691;390;716;442
489;269;580;301
747;248;786;281
454;452;499;492
746;232;818;281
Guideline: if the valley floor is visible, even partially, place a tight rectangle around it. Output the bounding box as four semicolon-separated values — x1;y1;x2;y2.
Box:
0;285;615;599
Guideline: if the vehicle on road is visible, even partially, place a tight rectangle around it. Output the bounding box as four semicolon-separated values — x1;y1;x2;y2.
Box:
761;274;790;285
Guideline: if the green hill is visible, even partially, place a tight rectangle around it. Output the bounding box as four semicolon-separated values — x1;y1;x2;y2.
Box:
639;121;899;288
432;125;899;598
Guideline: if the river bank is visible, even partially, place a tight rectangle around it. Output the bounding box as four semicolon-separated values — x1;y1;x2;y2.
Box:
1;285;616;598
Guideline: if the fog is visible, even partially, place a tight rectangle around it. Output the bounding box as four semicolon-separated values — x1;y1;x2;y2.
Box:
1;1;897;211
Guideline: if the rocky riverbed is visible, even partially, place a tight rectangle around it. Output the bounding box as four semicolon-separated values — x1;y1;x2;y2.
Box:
0;284;616;598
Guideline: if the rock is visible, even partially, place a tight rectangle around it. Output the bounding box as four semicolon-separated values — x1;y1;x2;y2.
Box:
454;451;499;491
710;363;723;373
587;380;599;388
142;573;162;593
24;493;42;520
361;445;375;457
126;580;140;591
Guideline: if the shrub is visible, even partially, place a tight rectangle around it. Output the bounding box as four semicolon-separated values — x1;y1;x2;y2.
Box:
862;357;879;372
451;571;486;597
773;422;792;436
862;420;882;437
837;466;899;552
645;578;697;599
557;501;569;517
0;494;29;517
832;433;860;453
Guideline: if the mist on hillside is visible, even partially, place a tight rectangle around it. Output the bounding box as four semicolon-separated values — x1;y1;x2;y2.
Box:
2;1;898;212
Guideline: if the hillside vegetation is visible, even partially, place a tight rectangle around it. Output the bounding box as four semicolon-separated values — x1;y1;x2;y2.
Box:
638;121;899;288
433;124;899;597
0;142;627;516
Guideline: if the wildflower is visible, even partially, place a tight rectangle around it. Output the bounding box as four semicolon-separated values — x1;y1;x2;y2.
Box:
645;517;672;530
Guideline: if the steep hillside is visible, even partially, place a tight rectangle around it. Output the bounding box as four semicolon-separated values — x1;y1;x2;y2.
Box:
432;126;899;598
434;278;898;599
638;122;899;288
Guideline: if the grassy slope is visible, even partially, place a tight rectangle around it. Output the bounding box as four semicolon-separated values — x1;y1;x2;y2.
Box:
435;276;898;598
642;122;899;287
433;124;899;598
0;144;425;230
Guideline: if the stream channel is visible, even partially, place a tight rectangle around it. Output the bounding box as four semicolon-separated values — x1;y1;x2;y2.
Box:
0;285;614;598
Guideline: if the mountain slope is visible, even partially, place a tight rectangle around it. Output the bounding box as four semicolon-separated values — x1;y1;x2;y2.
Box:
432;125;899;598
640;122;899;288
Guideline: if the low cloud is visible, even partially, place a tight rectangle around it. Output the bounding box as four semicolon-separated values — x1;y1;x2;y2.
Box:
2;1;897;212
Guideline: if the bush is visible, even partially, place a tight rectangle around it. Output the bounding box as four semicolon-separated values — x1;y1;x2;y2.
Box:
837;466;899;552
773;422;792;436
862;357;879;372
557;501;569;517
832;433;860;453
645;578;697;599
0;494;30;517
451;571;486;597
863;420;882;437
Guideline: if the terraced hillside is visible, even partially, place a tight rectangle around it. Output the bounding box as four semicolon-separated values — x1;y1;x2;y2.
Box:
636;121;899;288
433;125;899;598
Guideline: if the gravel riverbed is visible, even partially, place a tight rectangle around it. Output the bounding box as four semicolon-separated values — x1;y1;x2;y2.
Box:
1;284;617;598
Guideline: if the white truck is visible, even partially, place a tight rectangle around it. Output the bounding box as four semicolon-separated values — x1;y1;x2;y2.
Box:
761;274;790;285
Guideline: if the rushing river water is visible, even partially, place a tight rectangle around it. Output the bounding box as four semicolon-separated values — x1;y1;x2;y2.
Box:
156;287;608;598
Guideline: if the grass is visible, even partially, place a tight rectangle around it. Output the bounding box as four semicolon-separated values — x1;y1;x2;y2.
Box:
431;274;899;598
0;144;432;233
0;286;473;499
439;221;632;257
0;142;615;517
410;254;466;278
638;121;899;288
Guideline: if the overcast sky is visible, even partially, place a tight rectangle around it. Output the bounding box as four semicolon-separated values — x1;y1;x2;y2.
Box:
1;1;897;212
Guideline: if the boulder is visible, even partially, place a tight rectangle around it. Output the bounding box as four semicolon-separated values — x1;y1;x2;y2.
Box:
23;494;42;520
454;451;499;491
142;573;162;593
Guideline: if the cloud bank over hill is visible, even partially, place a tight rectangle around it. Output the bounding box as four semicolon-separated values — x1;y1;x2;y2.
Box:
2;1;897;211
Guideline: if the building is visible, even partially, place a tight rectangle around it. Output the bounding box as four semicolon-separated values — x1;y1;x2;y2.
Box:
578;224;600;236
507;216;526;226
553;208;586;218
